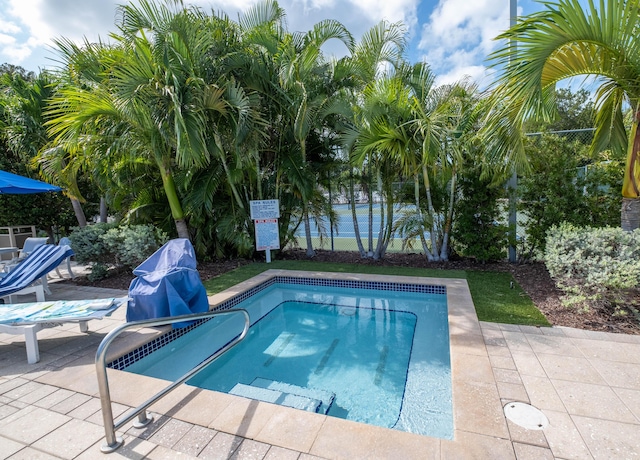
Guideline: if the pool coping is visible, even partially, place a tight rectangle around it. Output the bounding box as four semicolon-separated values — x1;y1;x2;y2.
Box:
99;269;507;458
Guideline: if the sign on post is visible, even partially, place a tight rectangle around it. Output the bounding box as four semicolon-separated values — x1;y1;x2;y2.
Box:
250;199;280;220
250;200;280;263
255;218;280;250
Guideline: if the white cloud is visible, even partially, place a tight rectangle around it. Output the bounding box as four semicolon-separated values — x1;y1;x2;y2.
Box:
0;0;120;67
1;0;422;71
417;0;512;86
0;33;15;46
7;1;52;46
7;0;118;45
0;19;20;34
435;64;487;87
348;0;417;27
1;42;32;62
202;0;420;59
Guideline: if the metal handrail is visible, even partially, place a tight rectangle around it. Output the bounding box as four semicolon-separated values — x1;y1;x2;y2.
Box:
95;308;250;453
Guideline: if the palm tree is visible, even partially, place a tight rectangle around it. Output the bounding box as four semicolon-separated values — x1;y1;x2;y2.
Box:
47;0;232;240
276;19;354;257
341;21;407;258
348;74;413;259
402;63;452;261
401;66;484;262
488;0;640;230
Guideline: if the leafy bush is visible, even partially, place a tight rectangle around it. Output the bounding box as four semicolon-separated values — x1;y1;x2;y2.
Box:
102;224;169;268
519;134;621;258
453;152;508;262
68;223;117;265
87;263;110;282
582;154;623;225
545;223;640;320
69;223;168;280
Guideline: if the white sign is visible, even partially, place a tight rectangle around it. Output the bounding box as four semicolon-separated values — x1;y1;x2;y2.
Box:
250;199;280;220
255;219;280;251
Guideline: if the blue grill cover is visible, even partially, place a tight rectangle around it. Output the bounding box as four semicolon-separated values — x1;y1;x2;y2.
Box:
126;239;209;328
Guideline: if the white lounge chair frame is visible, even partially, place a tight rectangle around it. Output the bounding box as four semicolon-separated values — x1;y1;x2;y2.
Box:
0;298;127;363
54;237;75;280
0;320;90;364
0;243;74;303
3;282;46;304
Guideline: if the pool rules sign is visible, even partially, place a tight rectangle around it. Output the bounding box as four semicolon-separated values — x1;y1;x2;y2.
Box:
250;200;280;263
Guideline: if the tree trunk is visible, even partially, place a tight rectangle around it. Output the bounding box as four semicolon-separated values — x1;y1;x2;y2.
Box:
414;174;430;257
621;197;640;231
70;198;87;227
255;150;262;200
439;170;457;261
373;190;385;260
367;164;374;256
373;170;391;260
214;134;245;210
99;197;107;223
158;159;190;242
174;218;190;239
303;207;315;258
422;164;438;261
349;171;366;257
621;109;640;199
376;189;394;260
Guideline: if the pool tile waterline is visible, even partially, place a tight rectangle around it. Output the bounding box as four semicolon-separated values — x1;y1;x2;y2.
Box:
109;275;446;371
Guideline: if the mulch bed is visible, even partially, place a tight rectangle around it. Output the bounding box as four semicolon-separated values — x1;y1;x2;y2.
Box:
68;249;640;335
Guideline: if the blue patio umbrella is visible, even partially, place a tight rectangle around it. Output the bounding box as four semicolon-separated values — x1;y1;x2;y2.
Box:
0;170;62;194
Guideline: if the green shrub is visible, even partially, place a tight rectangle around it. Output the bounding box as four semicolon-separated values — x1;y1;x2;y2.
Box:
545;224;640;319
69;223;168;280
102;224;168;269
68;223;117;265
582;154;623;225
519;134;622;258
87;263;109;282
453;151;508;262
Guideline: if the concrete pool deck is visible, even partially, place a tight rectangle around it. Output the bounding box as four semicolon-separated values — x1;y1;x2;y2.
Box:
0;270;639;459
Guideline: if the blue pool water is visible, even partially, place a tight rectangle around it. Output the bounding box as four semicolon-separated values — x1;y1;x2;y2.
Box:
123;281;453;438
189;301;416;428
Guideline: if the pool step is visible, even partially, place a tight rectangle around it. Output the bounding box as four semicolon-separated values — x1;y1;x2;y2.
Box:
229;383;321;413
251;378;335;415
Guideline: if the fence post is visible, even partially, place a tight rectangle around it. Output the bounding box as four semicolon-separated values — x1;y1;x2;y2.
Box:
508;170;518;263
508;0;517;263
329;172;334;251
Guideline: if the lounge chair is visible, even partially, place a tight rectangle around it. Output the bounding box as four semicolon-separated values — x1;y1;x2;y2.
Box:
17;237;50;259
54;237;76;279
6;237;58;292
0;243;74;303
0;297;127;363
0;236;48;272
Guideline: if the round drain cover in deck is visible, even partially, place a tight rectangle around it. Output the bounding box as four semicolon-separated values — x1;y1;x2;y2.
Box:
503;402;549;430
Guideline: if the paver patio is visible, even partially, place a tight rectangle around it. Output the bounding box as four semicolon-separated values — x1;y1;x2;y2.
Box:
1;273;639;459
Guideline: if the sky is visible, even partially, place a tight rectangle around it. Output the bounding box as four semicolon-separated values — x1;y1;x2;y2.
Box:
0;0;543;86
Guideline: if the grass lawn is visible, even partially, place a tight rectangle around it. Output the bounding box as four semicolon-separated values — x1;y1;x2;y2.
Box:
203;260;550;327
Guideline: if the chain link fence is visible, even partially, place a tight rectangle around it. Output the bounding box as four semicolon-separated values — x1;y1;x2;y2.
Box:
290;128;608;258
291;200;420;254
509;128;597;243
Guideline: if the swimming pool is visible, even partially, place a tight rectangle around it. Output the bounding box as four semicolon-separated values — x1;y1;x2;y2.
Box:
112;273;453;439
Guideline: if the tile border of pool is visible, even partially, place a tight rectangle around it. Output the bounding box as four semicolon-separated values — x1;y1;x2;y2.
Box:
103;269;509;458
109;274;447;371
